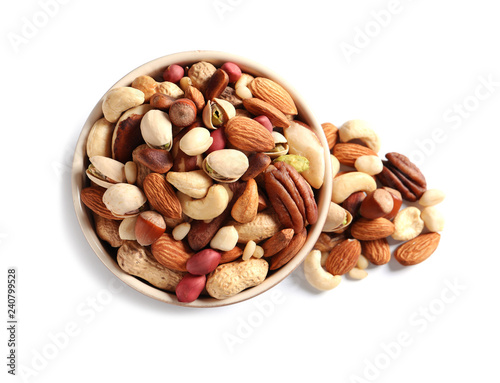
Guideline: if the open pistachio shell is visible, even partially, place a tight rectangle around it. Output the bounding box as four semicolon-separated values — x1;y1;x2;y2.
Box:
102;183;147;219
202;98;236;129
322;202;353;233
203;149;249;183
86;156;126;188
140;109;173;150
264;131;289;158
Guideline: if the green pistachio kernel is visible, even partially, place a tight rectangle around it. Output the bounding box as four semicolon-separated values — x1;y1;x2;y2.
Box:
274;154;310;173
212;106;223;126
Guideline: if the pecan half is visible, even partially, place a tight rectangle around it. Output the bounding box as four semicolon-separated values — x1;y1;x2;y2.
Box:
377;152;427;202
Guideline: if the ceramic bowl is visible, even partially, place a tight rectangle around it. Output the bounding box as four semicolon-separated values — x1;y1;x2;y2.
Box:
72;50;332;307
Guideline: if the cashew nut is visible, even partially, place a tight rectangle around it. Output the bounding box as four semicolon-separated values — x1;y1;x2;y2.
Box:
392;207;424;240
167;170;213;199
235;73;254;89
235;74;255;100
331;154;340;178
102;87;145;123
331;172;377;204
177;184;229;220
304;250;342;291
338;120;381;153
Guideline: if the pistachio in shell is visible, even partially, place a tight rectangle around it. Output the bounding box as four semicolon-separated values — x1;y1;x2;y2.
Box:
140;109;173;150
322;202;353;233
102;183;147;219
203;149;249;183
202;98;236;129
86;156;126;188
264;131;289;158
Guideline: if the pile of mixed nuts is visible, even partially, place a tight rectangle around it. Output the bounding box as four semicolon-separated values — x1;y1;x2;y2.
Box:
304;120;445;291
80;60;327;303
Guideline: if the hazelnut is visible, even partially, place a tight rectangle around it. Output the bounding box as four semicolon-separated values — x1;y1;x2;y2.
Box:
359;189;394;219
169;98;198;127
135;211;166;246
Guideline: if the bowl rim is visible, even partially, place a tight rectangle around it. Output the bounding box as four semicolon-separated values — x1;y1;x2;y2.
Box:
72;50;332;308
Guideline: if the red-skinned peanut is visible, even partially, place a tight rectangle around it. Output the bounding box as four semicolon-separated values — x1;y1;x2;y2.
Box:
206;127;226;154
175;273;206;302
221;62;242;83
163;64;184;83
253;115;273;133
186;249;222;275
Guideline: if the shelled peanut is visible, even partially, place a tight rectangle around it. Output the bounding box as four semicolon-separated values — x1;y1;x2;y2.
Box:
304;120;445;291
80;60;327;303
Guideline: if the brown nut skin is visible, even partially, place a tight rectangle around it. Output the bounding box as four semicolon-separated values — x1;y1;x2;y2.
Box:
133;145;173;173
187;206;232;251
241;153;272;181
257;192;268;211
381;187;403;220
261;228;294;258
359;189;394;219
169;98;197;127
150;93;176;111
342;191;366;218
269;227;307;270
205;68;230;101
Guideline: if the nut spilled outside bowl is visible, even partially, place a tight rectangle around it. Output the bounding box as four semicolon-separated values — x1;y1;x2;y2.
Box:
72;51;332;307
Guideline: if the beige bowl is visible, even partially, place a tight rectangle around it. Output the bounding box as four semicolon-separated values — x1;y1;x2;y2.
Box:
72;50;332;307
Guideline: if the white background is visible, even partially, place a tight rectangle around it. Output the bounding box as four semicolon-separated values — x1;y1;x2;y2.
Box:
1;0;499;382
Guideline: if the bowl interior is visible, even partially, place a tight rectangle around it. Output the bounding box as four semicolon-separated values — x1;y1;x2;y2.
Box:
72;50;332;307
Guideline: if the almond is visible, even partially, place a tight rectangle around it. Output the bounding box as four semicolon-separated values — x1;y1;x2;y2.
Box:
321;122;339;150
333;143;377;167
225;116;275;152
261;228;294;258
351;218;395;241
151;233;194;272
248;77;298;115
81;186;120;221
242;98;290;128
360;238;391;265
219;246;243;264
325;238;361;275
143;172;182;219
231;178;259;223
394;232;441;266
